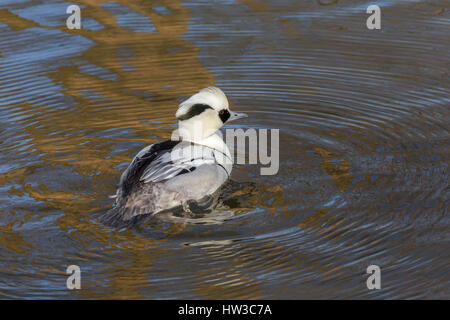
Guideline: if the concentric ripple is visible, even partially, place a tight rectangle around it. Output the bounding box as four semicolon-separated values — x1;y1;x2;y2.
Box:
0;0;448;299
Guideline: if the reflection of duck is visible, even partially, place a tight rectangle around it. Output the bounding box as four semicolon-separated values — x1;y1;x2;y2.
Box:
101;87;247;227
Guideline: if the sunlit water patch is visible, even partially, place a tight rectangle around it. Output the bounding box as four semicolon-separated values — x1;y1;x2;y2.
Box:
0;0;448;299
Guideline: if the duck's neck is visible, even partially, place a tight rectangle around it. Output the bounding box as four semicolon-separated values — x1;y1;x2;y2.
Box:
172;125;231;159
193;133;228;152
194;133;233;174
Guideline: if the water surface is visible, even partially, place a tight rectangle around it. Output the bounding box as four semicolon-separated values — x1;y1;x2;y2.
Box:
0;0;449;299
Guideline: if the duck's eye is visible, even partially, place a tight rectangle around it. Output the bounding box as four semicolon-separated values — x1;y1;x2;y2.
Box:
218;109;230;123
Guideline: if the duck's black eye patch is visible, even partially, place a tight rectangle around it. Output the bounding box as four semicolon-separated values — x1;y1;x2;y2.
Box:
219;109;230;123
178;104;213;121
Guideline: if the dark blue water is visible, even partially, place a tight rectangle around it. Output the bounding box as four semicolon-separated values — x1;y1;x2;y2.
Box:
0;0;448;299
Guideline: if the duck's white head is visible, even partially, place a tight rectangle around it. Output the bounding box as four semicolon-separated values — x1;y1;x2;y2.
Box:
175;87;247;141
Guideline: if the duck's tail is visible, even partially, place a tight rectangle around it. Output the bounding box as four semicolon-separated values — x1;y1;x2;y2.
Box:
99;206;152;228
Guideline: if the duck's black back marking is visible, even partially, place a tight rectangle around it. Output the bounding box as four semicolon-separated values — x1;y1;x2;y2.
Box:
121;140;180;197
177;104;213;121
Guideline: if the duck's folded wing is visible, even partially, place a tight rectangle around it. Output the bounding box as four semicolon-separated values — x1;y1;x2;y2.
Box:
119;140;179;197
120;141;217;195
104;142;220;227
140;143;216;183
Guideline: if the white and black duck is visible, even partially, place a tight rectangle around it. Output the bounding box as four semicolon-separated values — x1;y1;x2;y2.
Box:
101;87;247;227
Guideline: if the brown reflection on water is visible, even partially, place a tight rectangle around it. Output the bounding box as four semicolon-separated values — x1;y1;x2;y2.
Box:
313;147;351;192
1;0;213;297
2;0;213;213
297;207;330;230
191;244;265;299
0;9;39;30
1;0;449;299
0;223;34;254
